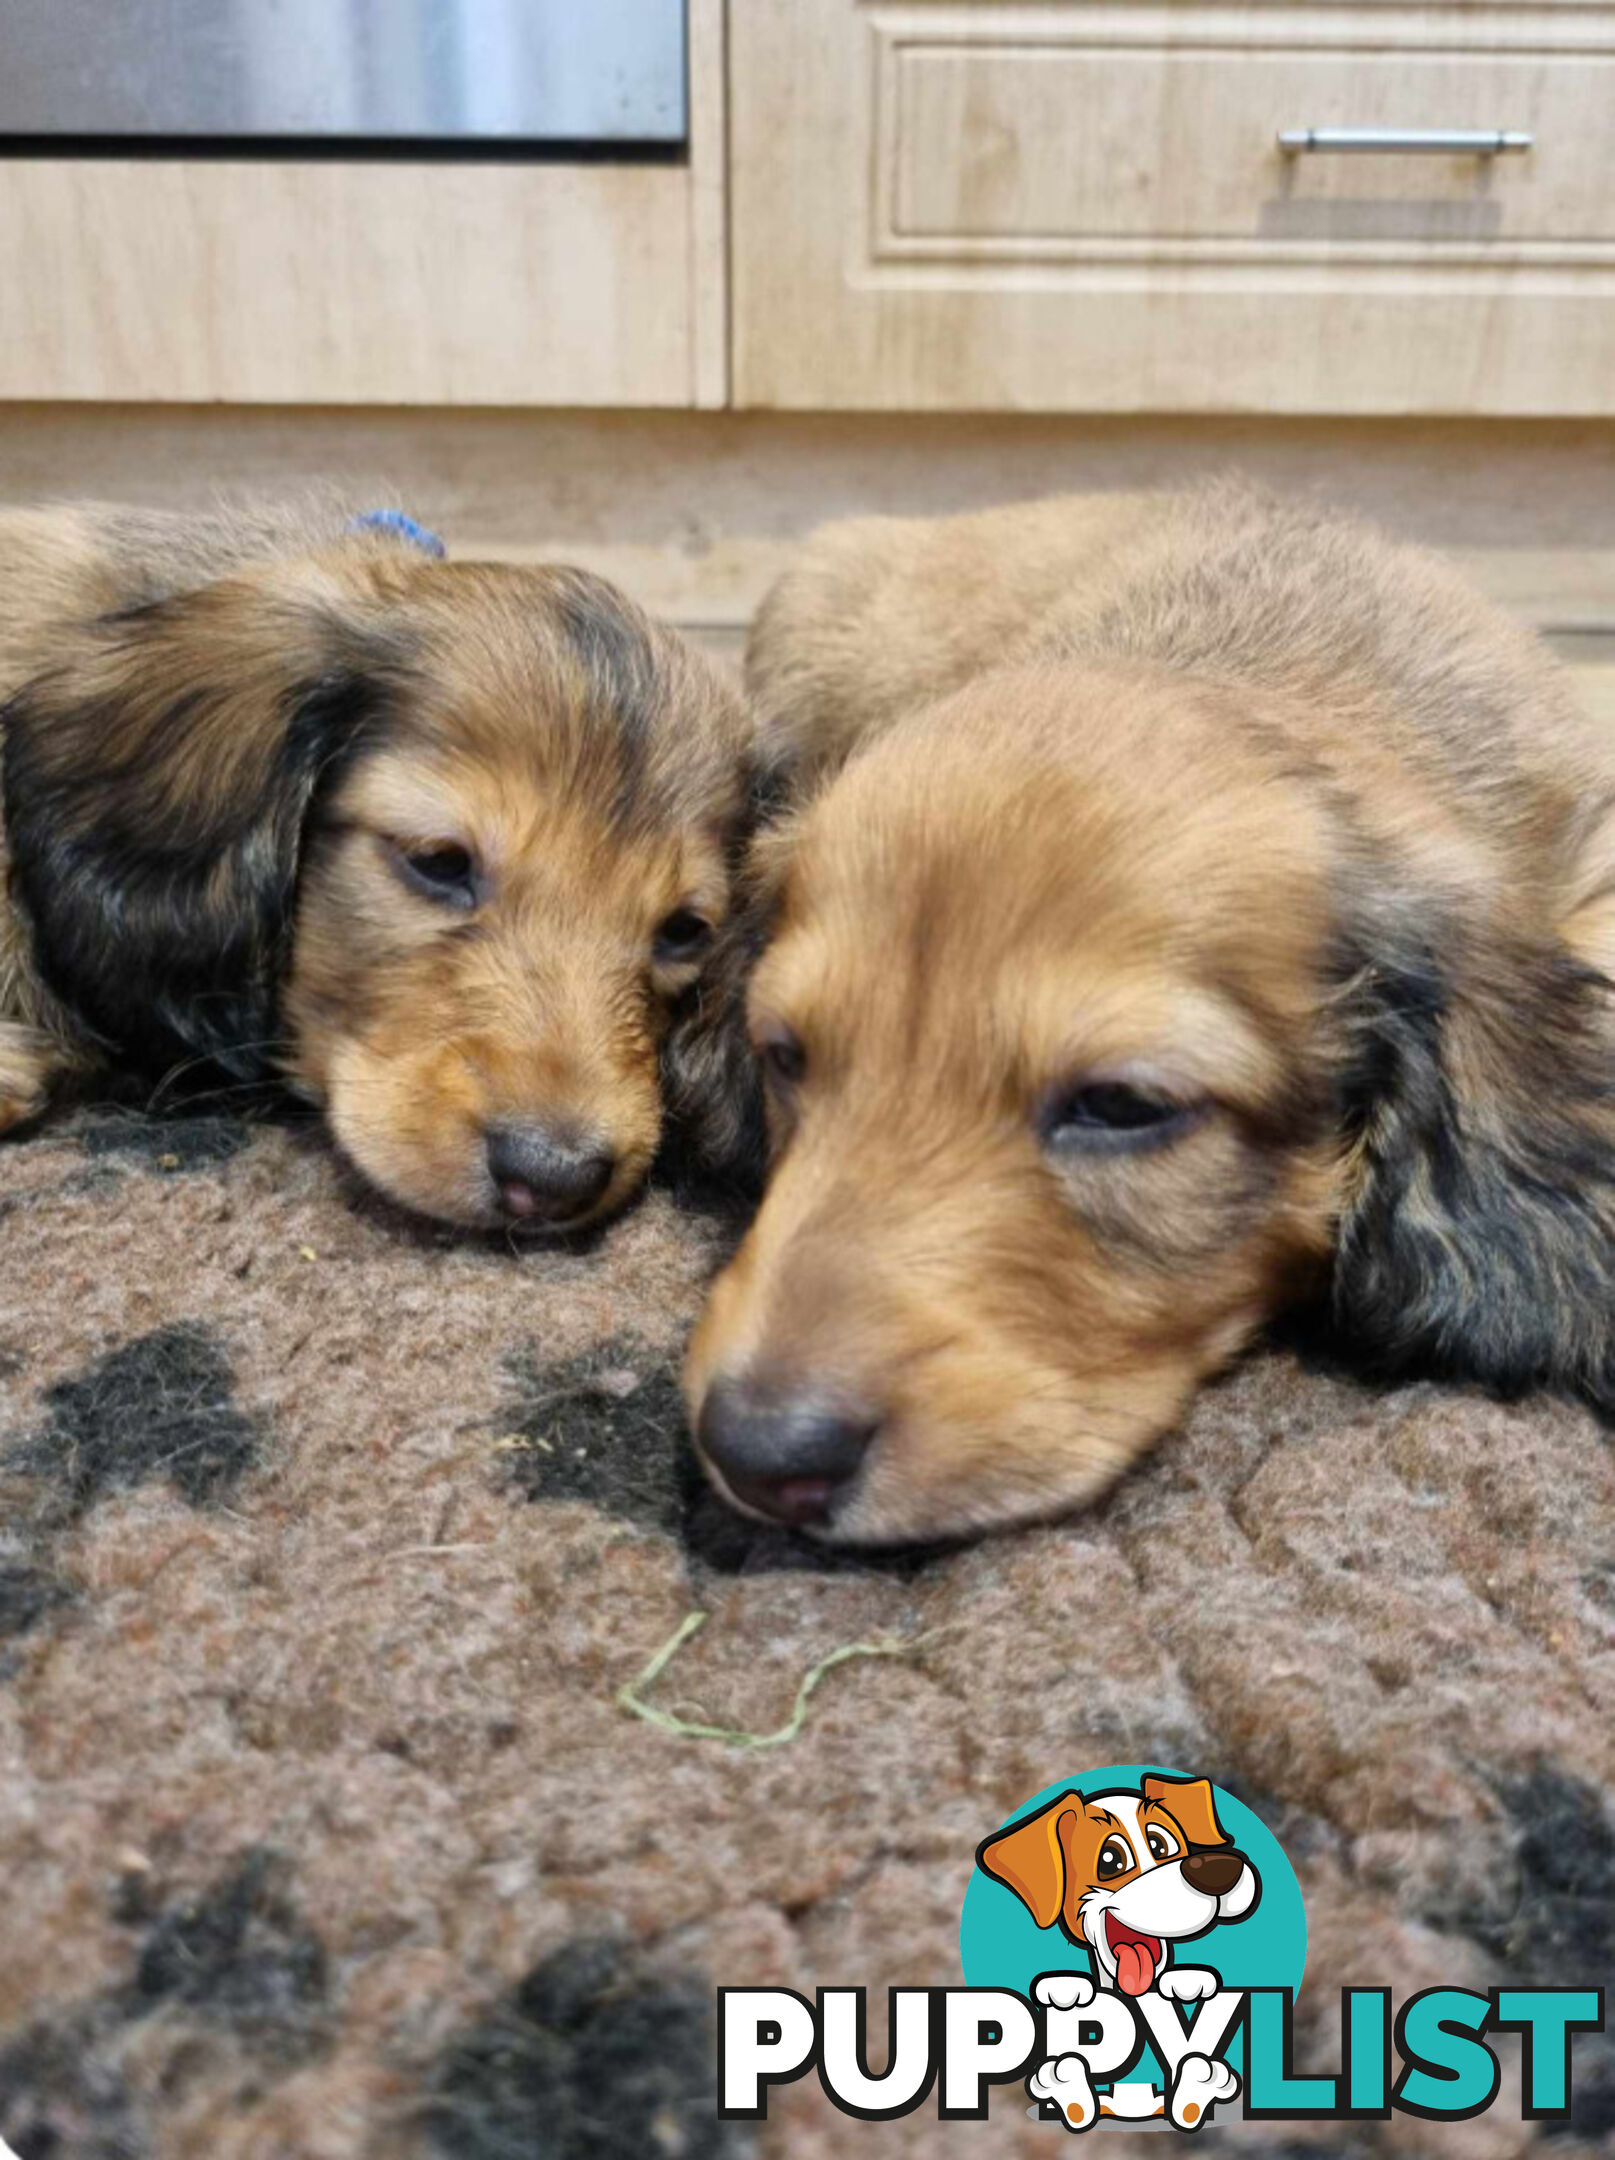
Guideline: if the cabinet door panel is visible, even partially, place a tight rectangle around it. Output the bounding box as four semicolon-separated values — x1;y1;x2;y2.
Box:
0;0;727;406
0;162;692;404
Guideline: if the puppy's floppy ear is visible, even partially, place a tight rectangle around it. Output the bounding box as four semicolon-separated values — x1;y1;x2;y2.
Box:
1;563;400;1082
660;656;854;1196
976;1794;1079;1930
660;812;798;1198
1332;916;1615;1410
1142;1775;1231;1851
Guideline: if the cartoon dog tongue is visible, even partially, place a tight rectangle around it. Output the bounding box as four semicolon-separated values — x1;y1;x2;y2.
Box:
1107;1918;1162;1996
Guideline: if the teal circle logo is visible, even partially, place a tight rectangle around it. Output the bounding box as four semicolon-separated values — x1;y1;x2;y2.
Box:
960;1765;1306;2089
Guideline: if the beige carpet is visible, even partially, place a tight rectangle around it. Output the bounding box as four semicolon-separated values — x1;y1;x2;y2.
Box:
2;1105;1613;2158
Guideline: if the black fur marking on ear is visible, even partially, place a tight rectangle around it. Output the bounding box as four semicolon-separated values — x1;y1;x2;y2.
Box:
655;759;783;1201
657;896;769;1202
2;662;388;1084
1331;927;1615;1414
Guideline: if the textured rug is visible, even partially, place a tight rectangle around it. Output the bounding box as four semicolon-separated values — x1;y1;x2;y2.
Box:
2;1106;1613;2159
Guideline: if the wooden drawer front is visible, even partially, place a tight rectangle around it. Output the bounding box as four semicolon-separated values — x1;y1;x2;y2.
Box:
730;0;1615;414
891;41;1615;257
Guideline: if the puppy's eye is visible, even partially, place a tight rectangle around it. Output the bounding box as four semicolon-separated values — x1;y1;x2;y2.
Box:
1097;1837;1133;1880
756;1022;806;1090
653;907;713;965
1041;1080;1202;1153
394;840;479;909
1146;1827;1180;1862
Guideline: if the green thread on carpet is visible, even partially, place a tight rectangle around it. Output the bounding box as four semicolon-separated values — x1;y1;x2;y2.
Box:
616;1609;923;1748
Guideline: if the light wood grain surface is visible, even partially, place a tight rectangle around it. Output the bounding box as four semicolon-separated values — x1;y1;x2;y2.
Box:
730;0;1615;413
0;0;728;409
1;403;1611;646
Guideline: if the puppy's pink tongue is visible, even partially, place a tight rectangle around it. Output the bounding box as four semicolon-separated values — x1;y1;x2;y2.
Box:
1116;1940;1157;1996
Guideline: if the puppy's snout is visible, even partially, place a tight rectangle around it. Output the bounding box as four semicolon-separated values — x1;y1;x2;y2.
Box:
1182;1849;1245;1897
698;1377;879;1528
485;1121;614;1224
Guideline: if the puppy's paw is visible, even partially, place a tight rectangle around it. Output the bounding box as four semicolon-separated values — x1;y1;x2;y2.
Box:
1157;1966;1219;2003
0;1027;64;1136
1035;1973;1095;2012
1169;2052;1239;2130
1029;2054;1099;2133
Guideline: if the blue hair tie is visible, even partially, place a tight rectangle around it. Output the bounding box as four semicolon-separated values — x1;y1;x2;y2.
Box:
351;508;447;559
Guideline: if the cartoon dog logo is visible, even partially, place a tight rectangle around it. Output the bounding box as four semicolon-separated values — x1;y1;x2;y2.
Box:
977;1773;1260;2130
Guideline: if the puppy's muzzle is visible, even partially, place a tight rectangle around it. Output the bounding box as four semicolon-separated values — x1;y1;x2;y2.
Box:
696;1377;879;1527
485;1120;615;1226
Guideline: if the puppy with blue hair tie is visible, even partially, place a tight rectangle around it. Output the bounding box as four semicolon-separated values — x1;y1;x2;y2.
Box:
0;500;750;1228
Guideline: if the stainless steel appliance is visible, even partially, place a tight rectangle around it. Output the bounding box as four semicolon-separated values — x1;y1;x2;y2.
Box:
0;0;686;146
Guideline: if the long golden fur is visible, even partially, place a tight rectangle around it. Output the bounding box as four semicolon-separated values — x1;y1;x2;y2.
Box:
0;501;750;1228
681;483;1615;1544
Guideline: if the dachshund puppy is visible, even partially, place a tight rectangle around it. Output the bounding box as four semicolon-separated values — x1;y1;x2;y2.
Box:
682;482;1615;1543
0;501;748;1228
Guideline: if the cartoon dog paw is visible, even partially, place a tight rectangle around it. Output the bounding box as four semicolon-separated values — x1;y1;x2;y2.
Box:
1035;1974;1096;2012
1168;2052;1239;2130
1158;1967;1219;2004
1029;2054;1100;2133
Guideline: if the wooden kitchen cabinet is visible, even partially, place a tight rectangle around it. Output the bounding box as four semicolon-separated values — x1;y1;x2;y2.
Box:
0;0;727;407
729;0;1615;413
6;0;1615;418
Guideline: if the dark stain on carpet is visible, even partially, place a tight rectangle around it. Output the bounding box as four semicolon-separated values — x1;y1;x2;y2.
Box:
0;1558;73;1641
502;1342;697;1536
1490;1769;1615;2142
501;1339;939;1581
423;1937;747;2160
12;1324;260;1513
1483;1767;1615;1978
1427;1766;1615;2142
0;1852;327;2160
1583;1560;1615;1618
0;2010;145;2160
126;1848;329;2061
74;1108;254;1171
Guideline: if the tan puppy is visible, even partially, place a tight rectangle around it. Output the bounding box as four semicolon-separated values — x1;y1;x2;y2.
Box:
683;483;1615;1542
0;502;749;1228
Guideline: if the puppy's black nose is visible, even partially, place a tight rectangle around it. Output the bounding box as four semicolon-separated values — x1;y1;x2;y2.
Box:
486;1123;614;1223
1182;1849;1245;1898
697;1378;878;1527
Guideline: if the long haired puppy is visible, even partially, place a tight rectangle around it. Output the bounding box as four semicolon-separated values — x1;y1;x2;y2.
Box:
680;483;1615;1543
0;502;749;1228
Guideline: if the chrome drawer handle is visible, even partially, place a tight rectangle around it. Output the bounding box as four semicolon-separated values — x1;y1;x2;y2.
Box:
1278;126;1532;154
